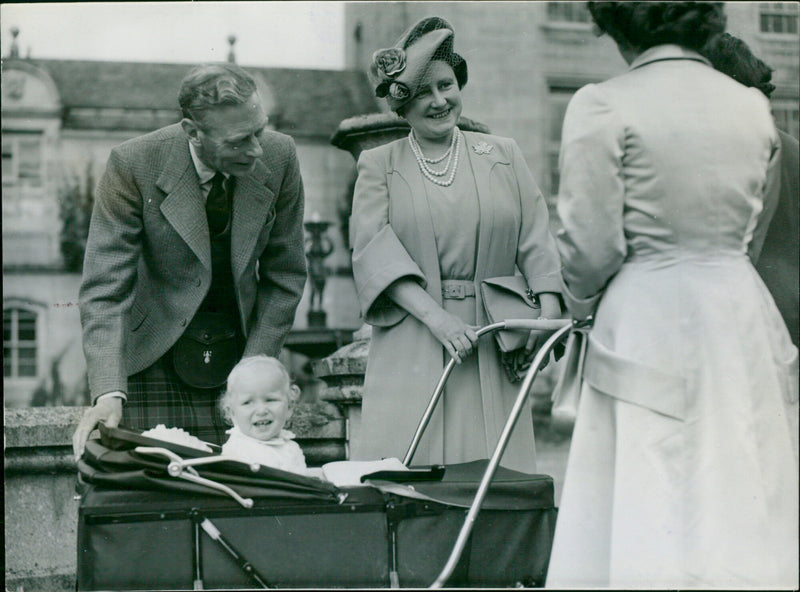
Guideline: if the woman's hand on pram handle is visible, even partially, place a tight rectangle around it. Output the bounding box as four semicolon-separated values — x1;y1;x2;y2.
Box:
523;293;565;355
385;279;479;364
423;308;479;364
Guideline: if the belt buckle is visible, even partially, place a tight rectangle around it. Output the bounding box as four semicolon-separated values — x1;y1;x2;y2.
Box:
444;284;466;299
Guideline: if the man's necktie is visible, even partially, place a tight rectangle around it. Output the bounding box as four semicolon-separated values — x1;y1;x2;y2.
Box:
206;173;230;235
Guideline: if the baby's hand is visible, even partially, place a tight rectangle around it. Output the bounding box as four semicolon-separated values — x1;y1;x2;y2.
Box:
305;467;327;480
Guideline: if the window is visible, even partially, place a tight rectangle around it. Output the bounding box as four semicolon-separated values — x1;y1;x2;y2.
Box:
547;86;579;196
1;132;43;187
547;2;591;24
3;307;39;378
759;3;799;35
772;100;800;140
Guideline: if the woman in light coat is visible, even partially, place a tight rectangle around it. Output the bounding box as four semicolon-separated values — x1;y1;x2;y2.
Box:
547;2;798;588
349;17;562;472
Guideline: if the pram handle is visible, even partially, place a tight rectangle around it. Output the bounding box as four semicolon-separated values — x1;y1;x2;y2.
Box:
402;318;571;466
429;320;573;588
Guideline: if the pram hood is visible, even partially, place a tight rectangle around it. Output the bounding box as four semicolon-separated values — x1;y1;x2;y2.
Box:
78;435;342;503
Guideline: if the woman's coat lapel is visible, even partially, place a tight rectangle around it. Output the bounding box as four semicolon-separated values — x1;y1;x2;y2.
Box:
391;139;444;302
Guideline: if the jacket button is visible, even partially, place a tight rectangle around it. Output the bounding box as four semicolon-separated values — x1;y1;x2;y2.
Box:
203;333;210;340
181;319;187;327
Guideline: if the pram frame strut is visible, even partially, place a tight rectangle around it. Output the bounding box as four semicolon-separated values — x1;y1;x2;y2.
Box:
402;318;572;588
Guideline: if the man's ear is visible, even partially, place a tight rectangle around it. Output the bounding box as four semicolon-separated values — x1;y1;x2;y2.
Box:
181;118;201;144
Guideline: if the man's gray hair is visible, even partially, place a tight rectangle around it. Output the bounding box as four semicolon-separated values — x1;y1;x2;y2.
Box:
178;63;258;122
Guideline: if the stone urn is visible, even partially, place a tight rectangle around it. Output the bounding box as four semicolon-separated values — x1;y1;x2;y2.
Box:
314;112;491;458
330;111;491;161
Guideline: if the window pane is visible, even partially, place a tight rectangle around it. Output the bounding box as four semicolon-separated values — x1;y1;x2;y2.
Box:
18;347;36;360
548;1;589;22
18;318;36;341
18;347;37;377
3;355;12;377
18;137;42;184
569;3;590;22
17;309;36;322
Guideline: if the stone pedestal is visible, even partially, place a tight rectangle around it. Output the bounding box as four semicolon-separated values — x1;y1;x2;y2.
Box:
311;326;371;459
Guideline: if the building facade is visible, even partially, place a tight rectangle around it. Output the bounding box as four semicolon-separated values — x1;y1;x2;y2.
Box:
345;1;799;206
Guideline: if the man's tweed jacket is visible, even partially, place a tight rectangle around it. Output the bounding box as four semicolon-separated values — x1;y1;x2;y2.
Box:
79;123;307;401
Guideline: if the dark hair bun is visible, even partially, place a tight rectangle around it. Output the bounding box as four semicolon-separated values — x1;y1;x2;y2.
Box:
588;2;726;52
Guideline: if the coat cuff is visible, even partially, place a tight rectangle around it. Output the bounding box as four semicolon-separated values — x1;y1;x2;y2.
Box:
560;276;601;321
353;225;426;327
527;270;563;296
88;363;128;404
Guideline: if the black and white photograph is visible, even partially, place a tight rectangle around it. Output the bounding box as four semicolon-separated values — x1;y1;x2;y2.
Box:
3;1;798;590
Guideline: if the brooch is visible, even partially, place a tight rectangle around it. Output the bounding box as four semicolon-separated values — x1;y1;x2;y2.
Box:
472;141;494;155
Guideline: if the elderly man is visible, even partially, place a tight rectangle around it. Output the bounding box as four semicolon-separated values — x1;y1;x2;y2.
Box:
73;63;307;457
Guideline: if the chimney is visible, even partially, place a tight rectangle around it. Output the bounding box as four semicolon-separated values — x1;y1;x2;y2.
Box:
9;26;20;58
227;34;237;63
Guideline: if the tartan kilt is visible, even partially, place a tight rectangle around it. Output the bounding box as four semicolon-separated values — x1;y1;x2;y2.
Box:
123;353;230;446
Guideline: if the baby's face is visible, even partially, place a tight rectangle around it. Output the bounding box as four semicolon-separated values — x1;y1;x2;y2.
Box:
229;369;291;441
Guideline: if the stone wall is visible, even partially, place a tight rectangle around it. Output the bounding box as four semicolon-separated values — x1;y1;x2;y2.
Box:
5;407;84;592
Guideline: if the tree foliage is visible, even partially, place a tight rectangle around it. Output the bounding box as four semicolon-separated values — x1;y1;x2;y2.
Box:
58;163;95;272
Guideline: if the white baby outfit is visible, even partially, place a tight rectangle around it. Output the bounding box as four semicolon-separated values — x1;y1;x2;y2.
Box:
222;426;308;474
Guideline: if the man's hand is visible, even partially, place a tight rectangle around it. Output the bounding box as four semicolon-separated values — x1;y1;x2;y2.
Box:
72;394;124;460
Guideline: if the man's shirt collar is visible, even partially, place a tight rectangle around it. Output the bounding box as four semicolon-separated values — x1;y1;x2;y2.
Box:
188;140;226;187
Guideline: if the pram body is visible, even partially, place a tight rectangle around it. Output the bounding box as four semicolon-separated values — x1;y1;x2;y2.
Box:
76;319;571;589
77;458;555;589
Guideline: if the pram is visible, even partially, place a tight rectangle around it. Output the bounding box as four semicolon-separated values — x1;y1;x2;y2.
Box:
76;319;572;590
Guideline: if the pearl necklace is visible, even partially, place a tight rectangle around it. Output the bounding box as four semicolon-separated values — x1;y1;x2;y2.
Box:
409;128;456;177
408;127;461;187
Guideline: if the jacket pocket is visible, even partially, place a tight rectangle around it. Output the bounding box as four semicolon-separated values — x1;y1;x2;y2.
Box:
129;301;148;332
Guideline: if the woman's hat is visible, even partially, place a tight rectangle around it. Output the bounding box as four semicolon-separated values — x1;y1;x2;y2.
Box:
368;16;468;112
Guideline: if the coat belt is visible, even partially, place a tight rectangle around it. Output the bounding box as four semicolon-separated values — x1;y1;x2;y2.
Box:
441;279;476;300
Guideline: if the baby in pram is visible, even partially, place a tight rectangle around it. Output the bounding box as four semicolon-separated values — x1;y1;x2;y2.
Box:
218;355;310;475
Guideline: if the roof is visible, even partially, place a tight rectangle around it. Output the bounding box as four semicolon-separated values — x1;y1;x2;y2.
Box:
24;59;380;139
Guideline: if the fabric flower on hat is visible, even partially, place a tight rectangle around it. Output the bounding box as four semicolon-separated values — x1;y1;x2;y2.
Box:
373;48;406;78
374;80;410;100
388;82;410;101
